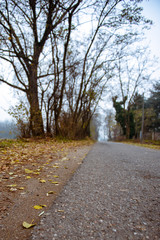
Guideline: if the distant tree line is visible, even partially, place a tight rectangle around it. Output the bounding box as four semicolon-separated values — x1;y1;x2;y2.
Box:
107;82;160;140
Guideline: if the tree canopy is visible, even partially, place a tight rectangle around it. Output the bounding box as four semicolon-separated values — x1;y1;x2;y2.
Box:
0;0;153;138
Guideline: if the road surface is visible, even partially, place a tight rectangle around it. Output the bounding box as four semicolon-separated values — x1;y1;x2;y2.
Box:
31;142;160;240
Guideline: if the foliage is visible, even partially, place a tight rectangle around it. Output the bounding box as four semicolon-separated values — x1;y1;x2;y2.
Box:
0;0;153;138
112;97;126;135
112;96;135;139
8;102;30;138
147;82;160;132
132;84;160;139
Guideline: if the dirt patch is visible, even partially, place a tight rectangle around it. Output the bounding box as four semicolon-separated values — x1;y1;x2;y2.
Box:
0;139;94;240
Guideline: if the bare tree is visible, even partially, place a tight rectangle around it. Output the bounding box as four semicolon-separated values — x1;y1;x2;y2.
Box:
0;0;152;138
0;0;82;136
60;0;152;138
112;47;155;138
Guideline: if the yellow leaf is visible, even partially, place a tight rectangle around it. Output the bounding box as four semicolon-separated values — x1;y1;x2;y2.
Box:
26;176;31;179
52;181;59;185
11;161;15;164
22;221;35;229
34;205;43;210
39;179;46;183
34;205;46;210
52;165;59;168
19;187;24;190
53;175;59;178
25;169;33;174
47;191;56;194
57;210;64;212
33;172;40;175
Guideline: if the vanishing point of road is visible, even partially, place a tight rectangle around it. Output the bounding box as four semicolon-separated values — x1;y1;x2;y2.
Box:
31;142;160;240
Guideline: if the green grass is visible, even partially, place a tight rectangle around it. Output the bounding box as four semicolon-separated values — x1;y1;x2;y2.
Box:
119;139;160;150
0;139;15;149
0;138;27;149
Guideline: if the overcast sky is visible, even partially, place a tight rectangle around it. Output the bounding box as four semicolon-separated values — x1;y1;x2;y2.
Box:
140;0;160;58
0;0;160;122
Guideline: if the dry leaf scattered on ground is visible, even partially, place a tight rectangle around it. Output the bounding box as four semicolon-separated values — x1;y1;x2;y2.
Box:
0;138;94;240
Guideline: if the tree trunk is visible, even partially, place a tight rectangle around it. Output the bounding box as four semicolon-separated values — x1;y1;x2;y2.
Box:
46;110;52;137
28;66;44;137
54;111;60;137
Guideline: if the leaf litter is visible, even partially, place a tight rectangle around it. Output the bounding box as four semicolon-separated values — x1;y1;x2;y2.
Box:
0;138;94;240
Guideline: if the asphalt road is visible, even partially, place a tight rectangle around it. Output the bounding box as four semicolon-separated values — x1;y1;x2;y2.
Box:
31;142;160;240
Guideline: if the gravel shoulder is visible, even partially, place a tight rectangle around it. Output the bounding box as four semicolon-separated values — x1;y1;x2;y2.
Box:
31;142;160;240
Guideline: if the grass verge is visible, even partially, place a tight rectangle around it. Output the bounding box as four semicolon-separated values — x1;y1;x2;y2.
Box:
118;139;160;150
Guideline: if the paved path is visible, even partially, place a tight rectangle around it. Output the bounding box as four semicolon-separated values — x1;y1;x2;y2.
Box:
31;142;160;240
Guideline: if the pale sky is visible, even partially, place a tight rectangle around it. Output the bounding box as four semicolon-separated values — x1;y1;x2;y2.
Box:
140;0;160;58
0;0;160;122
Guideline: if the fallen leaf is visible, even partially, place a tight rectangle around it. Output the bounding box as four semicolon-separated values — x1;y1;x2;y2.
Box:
19;187;24;190
51;181;59;185
61;157;68;161
39;179;46;183
22;221;35;229
26;176;31;179
34;205;47;210
33;172;40;175
52;165;59;168
34;205;43;210
11;161;15;164
47;191;56;195
7;184;17;187
10;188;17;191
25;169;33;174
53;175;59;178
